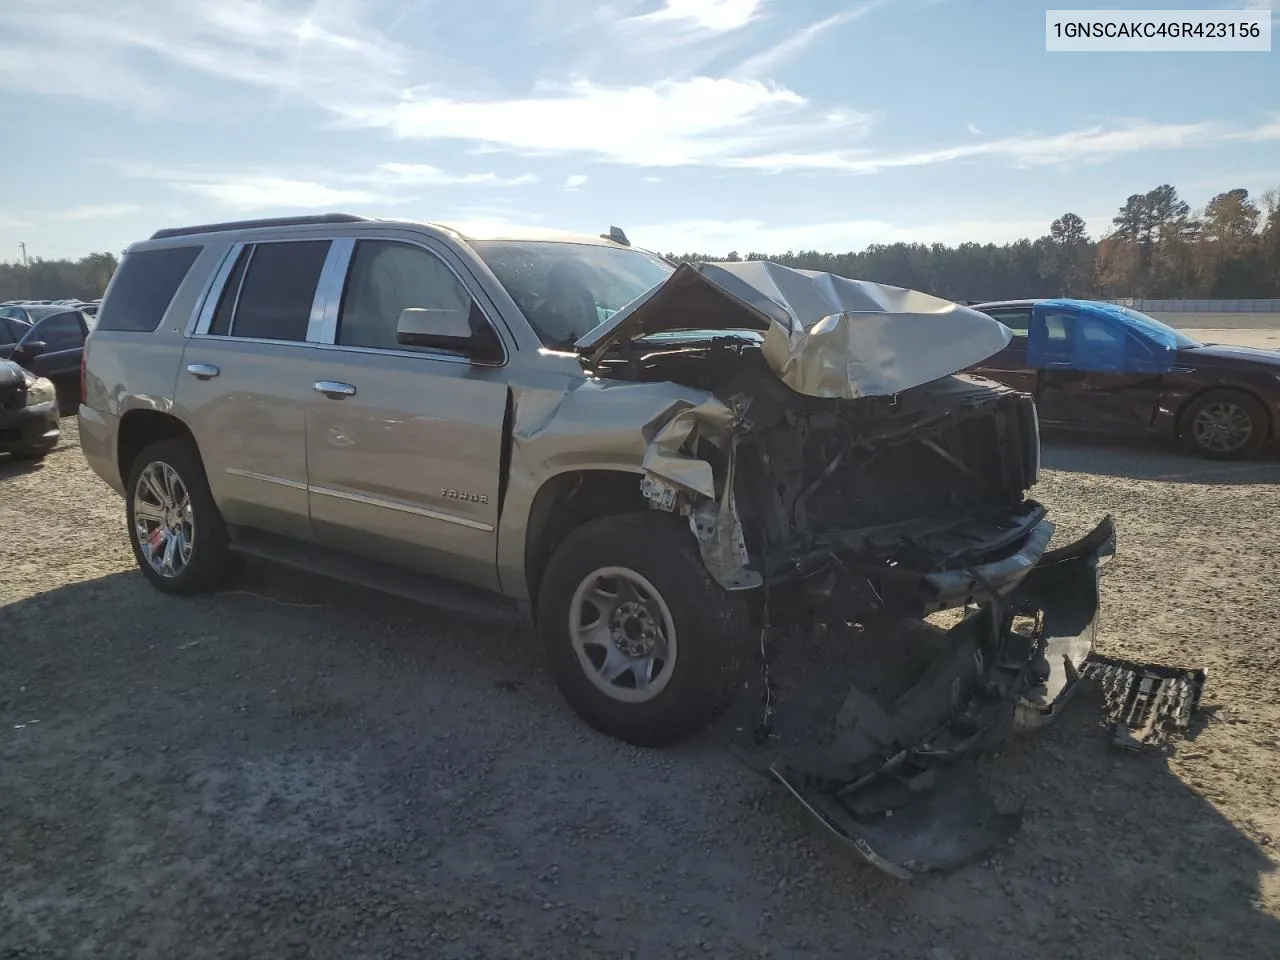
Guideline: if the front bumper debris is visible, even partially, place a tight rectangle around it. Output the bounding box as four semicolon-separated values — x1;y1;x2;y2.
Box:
1082;655;1206;751
0;398;60;454
740;515;1119;880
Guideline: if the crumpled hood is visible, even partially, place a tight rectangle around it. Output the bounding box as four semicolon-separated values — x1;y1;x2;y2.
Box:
576;260;1012;400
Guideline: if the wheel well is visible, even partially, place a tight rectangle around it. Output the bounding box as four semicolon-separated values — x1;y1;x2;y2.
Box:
1174;385;1275;440
524;470;649;603
116;411;197;487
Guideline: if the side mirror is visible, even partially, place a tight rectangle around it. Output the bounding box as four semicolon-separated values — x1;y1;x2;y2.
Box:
396;306;472;348
395;304;503;364
16;340;47;359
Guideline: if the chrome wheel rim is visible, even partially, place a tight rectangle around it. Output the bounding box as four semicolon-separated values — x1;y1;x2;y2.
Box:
568;566;677;704
133;461;194;578
1192;401;1252;453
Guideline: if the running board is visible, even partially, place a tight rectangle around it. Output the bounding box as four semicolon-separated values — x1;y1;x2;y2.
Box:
227;527;524;624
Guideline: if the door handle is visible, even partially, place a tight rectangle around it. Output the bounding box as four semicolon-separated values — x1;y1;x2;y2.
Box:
186;363;220;380
314;380;356;399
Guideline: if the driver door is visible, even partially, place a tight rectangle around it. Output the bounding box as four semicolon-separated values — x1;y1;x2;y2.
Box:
1029;305;1164;431
304;236;511;592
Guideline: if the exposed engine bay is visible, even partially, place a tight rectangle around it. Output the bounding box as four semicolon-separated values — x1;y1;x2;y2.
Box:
601;333;1048;624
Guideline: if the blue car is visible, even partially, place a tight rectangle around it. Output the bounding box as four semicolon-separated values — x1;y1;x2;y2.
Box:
969;298;1280;459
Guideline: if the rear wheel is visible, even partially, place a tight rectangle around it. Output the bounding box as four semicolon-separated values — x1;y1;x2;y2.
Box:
537;512;751;747
125;438;238;594
1181;389;1268;460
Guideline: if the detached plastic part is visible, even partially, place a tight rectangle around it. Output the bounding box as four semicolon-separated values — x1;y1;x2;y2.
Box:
1082;654;1206;751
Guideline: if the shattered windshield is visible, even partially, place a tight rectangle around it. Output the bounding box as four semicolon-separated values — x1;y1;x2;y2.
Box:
472;240;673;349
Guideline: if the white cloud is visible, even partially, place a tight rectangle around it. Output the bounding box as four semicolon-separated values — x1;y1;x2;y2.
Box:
629;214;1110;255
373;163;538;187
967;122;984;136
0;0;405;114
622;0;766;32
1234;0;1278;26
120;159;539;212
564;174;589;190
726;118;1280;175
345;75;869;167
173;177;389;211
49;204;142;222
734;0;887;76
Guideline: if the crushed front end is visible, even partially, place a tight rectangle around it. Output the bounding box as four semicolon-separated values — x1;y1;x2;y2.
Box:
581;261;1134;877
755;516;1116;879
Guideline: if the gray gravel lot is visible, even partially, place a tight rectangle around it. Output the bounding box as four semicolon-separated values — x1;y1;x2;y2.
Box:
2;418;1279;960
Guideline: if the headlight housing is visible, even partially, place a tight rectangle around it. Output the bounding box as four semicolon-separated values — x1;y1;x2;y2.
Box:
21;370;57;406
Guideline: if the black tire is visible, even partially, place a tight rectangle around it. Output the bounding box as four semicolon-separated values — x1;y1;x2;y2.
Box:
1180;389;1269;460
124;438;238;594
537;512;752;747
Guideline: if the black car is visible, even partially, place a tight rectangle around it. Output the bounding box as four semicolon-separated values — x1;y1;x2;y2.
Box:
968;297;1280;459
0;304;94;411
0;357;61;461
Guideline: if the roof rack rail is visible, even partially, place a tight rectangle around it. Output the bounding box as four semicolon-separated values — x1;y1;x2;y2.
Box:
149;213;368;241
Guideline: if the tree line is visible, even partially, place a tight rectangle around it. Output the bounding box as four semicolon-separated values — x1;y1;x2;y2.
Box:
2;184;1278;304
666;184;1280;303
0;253;119;303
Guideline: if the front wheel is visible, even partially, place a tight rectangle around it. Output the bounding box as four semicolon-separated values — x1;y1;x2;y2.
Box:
537;512;752;747
125;438;238;594
1181;389;1269;460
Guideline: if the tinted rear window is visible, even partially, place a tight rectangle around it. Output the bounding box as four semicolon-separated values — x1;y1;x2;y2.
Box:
96;246;202;333
227;240;330;342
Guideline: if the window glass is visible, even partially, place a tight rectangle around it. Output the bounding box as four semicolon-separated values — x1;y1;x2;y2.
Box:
96;246;201;332
0;307;30;323
1043;312;1070;341
209;247;251;337
229;241;330;342
337;240;476;351
471;240;672;348
31;312;85;350
0;318;25;344
986;308;1031;336
1079;315;1122;344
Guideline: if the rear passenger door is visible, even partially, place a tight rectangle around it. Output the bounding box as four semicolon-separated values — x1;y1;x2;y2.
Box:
176;238;336;543
303;236;510;592
969;306;1038;395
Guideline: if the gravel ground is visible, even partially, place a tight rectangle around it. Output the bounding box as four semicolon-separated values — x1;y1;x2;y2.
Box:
2;417;1279;960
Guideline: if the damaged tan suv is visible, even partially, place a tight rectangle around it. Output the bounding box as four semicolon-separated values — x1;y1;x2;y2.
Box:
82;214;1121;874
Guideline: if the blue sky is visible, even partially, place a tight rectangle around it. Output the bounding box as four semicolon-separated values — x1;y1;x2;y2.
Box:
0;0;1277;261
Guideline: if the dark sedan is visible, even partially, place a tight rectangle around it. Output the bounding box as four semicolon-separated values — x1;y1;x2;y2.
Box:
0;304;93;412
968;298;1280;459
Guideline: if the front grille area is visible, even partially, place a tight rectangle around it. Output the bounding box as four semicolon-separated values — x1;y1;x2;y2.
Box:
0;382;26;413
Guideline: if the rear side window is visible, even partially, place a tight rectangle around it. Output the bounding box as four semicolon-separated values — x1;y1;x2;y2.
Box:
985;308;1031;337
31;312;85;350
96;246;201;332
214;241;330;342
